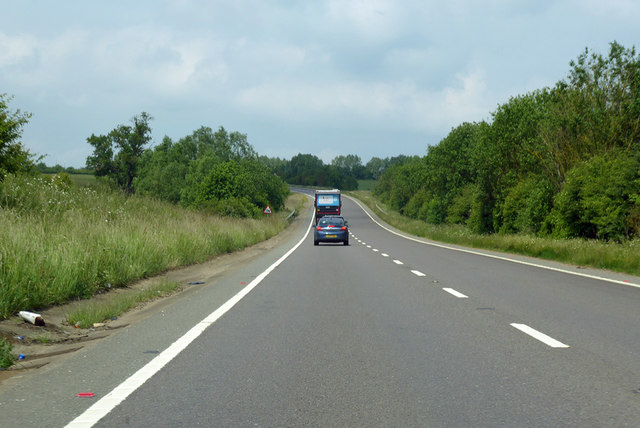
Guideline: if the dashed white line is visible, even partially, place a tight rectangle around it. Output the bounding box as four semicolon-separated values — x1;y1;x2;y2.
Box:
381;253;389;257
511;323;569;348
393;260;404;265
443;288;468;298
411;270;426;277
346;196;640;289
367;245;372;248
372;249;379;252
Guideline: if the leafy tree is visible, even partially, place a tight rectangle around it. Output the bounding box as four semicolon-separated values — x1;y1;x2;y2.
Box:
0;94;35;179
332;154;368;179
194;159;289;217
549;152;640;240
134;136;190;203
86;112;152;193
540;42;640;184
365;157;388;180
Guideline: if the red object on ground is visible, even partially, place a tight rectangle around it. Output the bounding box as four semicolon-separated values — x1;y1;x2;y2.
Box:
77;392;95;398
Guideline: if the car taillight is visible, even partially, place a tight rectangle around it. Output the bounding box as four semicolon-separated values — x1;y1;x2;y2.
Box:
316;226;321;230
341;226;347;231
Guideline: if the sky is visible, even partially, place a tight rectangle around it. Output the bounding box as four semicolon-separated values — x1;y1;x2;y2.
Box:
1;1;638;167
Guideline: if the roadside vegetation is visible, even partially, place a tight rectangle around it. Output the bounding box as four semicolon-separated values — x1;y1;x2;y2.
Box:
373;42;640;243
0;174;297;320
66;280;181;328
351;191;640;276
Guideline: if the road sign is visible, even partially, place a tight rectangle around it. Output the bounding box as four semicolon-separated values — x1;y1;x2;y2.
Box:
263;205;272;214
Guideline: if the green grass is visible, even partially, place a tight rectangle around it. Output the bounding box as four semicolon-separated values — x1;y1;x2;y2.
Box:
68;174;99;187
0;174;296;318
66;280;181;328
0;338;15;369
349;191;640;276
356;179;376;191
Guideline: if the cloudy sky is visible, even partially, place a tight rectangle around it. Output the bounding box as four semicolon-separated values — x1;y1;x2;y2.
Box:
1;1;638;167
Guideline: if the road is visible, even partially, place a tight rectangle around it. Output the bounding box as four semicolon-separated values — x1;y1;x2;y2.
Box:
3;191;640;426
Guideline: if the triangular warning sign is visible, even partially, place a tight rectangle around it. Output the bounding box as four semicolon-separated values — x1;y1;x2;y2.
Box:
263;205;272;214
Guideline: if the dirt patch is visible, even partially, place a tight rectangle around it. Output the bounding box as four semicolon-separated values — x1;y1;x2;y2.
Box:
0;196;309;386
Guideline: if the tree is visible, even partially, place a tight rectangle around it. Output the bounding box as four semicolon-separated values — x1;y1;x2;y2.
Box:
0;94;34;179
86;112;152;193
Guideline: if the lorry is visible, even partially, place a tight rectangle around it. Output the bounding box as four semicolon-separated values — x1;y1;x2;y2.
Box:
314;189;341;224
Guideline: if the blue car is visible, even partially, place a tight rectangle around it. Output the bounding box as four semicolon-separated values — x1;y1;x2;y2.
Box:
314;215;349;246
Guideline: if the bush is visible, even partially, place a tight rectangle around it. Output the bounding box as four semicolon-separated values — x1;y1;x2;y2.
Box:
446;184;474;224
549;152;640;240
0;338;15;369
500;175;555;235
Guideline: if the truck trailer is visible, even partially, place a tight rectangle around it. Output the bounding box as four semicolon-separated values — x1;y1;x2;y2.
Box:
314;189;341;224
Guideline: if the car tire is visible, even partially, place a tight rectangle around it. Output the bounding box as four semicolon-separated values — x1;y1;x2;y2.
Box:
343;239;349;246
314;240;319;246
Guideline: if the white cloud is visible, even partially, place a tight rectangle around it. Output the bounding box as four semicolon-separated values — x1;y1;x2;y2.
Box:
0;32;37;66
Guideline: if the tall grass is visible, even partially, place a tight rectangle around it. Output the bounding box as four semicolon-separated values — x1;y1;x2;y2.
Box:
0;174;292;318
350;191;640;276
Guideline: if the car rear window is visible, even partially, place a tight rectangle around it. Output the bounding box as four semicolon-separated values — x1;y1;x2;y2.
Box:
320;218;344;227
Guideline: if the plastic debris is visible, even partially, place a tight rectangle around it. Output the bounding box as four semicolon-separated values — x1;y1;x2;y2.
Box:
93;323;105;328
15;336;24;340
18;354;25;360
188;281;205;285
77;392;95;398
110;316;117;320
19;311;45;326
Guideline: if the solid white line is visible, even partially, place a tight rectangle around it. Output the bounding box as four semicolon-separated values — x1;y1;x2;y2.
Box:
66;210;316;427
443;288;468;298
411;270;426;277
393;259;404;265
511;323;570;348
346;196;640;289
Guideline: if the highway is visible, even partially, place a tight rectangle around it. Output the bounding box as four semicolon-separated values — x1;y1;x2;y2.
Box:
3;191;640;426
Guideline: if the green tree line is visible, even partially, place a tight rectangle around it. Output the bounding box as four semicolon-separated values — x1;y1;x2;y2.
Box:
270;153;407;190
86;117;290;218
374;42;640;241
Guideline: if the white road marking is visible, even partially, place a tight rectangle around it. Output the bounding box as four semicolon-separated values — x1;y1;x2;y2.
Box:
510;323;569;348
372;249;379;252
443;288;469;299
393;260;404;265
443;288;468;298
381;253;389;257
65;211;317;427
367;245;372;248
411;270;426;277
346;196;640;289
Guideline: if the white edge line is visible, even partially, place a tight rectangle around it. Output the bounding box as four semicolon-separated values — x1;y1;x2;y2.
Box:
511;323;570;348
346;196;640;289
66;207;316;427
443;288;468;298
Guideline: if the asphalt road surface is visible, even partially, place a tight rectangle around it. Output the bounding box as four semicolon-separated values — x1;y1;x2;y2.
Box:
3;191;640;426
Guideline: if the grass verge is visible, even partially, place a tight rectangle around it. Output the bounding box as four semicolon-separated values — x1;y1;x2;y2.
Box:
0;338;14;369
0;174;299;319
349;190;640;276
66;280;181;328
